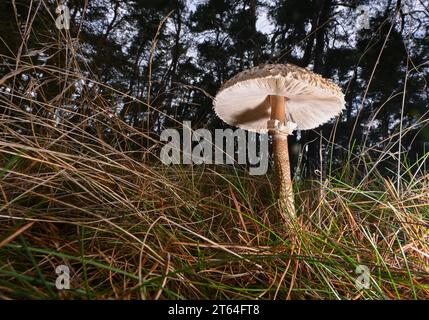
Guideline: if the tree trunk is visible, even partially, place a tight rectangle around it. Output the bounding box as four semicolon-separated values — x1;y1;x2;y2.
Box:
303;0;333;178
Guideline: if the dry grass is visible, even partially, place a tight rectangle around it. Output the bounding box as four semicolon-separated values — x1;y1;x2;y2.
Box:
0;5;428;300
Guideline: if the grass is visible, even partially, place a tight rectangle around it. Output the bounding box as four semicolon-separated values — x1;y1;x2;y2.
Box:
0;8;428;300
0;103;428;299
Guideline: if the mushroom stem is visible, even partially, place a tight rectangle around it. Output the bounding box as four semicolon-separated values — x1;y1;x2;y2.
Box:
269;95;296;220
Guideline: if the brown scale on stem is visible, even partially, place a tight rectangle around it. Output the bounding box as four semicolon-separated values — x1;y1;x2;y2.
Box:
269;95;296;220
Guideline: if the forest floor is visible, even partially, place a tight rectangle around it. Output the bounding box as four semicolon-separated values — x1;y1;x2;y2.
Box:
1;101;428;299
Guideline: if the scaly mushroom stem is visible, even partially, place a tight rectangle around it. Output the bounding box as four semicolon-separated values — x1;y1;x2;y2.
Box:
269;95;296;220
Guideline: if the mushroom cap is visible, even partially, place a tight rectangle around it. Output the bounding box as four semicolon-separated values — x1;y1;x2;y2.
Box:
213;64;345;133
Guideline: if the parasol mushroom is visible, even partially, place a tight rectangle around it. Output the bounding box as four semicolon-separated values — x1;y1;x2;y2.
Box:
213;64;345;220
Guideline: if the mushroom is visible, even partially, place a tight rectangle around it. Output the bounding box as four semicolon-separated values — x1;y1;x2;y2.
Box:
213;64;345;220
